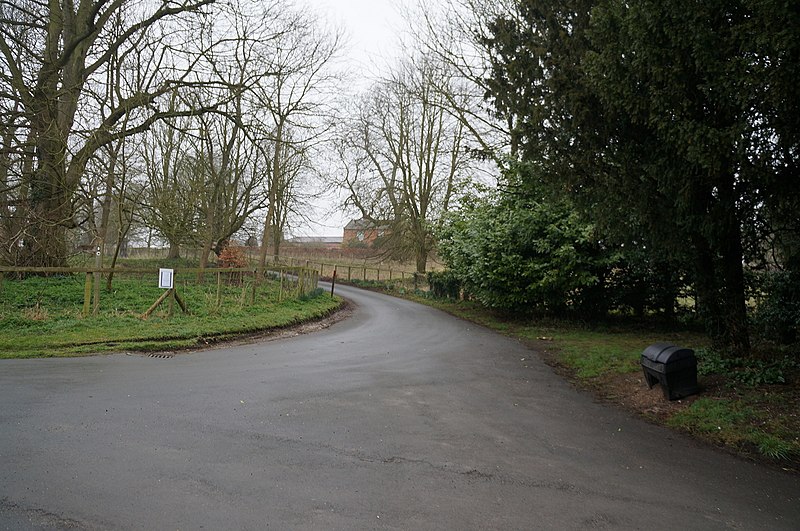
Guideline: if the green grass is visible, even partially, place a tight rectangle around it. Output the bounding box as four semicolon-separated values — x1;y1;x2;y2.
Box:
553;329;705;378
0;274;340;358
668;398;800;461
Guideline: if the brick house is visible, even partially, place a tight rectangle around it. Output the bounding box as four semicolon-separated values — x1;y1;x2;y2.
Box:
342;219;390;246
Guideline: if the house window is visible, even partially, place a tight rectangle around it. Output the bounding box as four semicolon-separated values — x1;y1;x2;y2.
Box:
357;231;365;241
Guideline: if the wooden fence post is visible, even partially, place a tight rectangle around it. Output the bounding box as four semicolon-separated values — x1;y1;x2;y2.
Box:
174;289;187;313
216;271;222;307
298;268;304;297
83;273;92;317
92;268;101;315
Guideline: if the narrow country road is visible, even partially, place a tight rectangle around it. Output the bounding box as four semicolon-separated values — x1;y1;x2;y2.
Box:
1;284;798;530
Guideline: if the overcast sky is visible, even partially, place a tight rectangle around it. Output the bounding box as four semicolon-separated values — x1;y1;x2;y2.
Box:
296;0;407;238
315;0;405;73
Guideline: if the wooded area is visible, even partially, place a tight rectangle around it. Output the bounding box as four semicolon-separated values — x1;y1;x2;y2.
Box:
425;0;799;358
0;0;342;270
1;0;797;357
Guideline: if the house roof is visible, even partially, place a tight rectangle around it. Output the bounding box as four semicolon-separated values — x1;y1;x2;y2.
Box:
344;218;390;231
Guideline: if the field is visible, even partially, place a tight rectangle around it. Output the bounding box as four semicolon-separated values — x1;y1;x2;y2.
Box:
0;271;340;358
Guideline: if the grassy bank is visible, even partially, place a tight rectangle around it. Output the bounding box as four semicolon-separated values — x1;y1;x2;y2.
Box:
0;274;340;358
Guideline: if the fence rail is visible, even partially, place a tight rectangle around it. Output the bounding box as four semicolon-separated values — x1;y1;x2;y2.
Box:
1;253;429;316
257;256;428;289
0;265;320;318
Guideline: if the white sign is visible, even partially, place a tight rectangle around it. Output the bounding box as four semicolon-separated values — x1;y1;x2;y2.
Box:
158;268;174;289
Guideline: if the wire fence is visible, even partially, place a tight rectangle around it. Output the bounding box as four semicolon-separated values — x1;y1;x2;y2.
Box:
0;265;320;319
254;254;429;291
113;246;435;285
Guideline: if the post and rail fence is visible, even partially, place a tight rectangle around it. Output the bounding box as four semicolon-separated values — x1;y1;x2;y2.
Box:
0;254;428;321
0;265;321;318
256;255;428;291
72;247;431;290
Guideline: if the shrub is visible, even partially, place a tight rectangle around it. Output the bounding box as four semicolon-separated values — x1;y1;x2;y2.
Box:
752;270;799;345
437;193;611;314
218;245;248;269
696;348;798;386
427;271;461;299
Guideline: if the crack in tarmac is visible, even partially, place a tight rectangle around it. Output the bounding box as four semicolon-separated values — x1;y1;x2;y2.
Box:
0;497;95;530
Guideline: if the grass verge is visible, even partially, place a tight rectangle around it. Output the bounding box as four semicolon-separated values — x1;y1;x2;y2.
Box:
0;275;341;358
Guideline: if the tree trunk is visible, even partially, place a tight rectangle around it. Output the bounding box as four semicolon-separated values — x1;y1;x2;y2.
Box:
167;243;181;259
107;217;132;291
273;234;281;258
198;236;213;281
258;121;283;269
24;214;67;267
258;205;275;269
717;174;750;357
25;126;72;267
691;235;724;348
415;245;428;274
719;240;750;357
692;224;750;357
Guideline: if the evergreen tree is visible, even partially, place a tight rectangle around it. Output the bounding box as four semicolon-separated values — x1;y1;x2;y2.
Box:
481;0;800;357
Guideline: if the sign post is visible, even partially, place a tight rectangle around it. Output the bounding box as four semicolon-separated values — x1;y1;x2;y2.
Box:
142;269;186;319
158;268;174;289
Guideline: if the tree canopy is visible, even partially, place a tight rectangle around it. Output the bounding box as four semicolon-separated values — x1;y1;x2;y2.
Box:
442;0;800;355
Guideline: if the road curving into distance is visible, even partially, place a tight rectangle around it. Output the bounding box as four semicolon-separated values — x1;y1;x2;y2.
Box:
1;283;798;530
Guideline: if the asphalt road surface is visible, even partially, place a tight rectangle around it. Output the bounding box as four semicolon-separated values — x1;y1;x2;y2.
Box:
1;284;798;530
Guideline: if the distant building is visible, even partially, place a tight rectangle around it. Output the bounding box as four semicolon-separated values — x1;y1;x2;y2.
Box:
342;219;390;246
285;236;343;249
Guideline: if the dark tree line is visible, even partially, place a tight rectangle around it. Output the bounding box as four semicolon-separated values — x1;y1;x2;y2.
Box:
437;0;799;357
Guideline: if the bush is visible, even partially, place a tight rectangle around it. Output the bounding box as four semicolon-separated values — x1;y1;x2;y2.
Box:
605;246;686;318
752;270;799;345
437;193;611;314
218;244;248;269
427;271;461;299
696;348;798;386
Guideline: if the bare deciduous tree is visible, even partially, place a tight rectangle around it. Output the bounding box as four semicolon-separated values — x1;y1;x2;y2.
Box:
140;103;202;260
407;0;515;161
252;5;343;267
0;0;216;266
335;54;470;273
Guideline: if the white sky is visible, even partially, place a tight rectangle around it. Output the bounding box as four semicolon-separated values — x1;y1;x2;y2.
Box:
294;0;407;238
315;0;405;74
